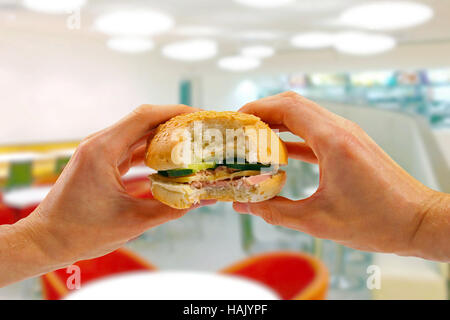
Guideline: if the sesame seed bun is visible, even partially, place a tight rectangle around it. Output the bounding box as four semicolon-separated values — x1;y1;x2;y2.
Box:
145;111;288;209
145;111;288;170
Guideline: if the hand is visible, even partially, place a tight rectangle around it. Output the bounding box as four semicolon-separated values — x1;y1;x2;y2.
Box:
234;92;450;262
1;104;214;286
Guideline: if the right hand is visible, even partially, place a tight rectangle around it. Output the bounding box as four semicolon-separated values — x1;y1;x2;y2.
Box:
234;92;449;261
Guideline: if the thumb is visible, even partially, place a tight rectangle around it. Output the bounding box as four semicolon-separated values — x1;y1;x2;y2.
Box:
129;198;189;227
128;198;217;228
233;196;319;232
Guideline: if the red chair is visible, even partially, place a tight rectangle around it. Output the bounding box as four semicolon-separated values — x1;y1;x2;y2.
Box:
42;250;329;300
41;248;156;300
2;185;52;222
0;192;16;224
221;251;329;300
0;201;16;225
16;204;38;221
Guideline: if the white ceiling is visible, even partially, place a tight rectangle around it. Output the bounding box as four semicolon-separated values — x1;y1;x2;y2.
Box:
1;0;449;57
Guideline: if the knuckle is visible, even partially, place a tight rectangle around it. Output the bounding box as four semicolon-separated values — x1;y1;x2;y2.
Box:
280;91;303;109
133;104;154;117
343;119;363;133
73;135;109;166
311;125;337;149
313;122;359;160
333;130;361;160
75;138;97;159
281;91;300;100
259;206;281;226
71;143;94;168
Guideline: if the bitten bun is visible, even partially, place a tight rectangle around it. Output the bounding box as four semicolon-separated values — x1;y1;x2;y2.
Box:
145;111;288;209
145;111;288;171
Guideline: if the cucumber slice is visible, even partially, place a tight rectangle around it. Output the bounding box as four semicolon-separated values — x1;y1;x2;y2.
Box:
187;162;217;171
158;169;194;177
157;161;271;177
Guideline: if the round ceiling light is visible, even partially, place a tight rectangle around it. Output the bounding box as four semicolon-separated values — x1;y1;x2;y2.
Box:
107;37;154;54
233;0;295;8
162;39;218;61
290;32;335;49
218;56;261;72
22;0;86;14
334;32;396;55
339;1;433;30
240;30;281;41
95;10;174;36
175;26;220;37
241;45;275;59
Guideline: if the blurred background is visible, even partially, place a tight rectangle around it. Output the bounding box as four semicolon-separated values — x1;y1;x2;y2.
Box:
0;0;449;300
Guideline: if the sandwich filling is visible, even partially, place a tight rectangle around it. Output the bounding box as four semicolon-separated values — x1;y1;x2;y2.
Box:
153;161;278;190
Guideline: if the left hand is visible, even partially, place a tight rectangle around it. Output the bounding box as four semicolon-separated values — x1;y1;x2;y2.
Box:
16;104;212;267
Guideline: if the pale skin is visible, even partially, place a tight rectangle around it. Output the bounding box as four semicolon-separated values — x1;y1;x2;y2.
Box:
0;104;215;287
233;91;450;262
0;93;449;288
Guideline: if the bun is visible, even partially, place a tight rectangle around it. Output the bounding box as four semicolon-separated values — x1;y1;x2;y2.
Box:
149;171;286;209
145;111;288;171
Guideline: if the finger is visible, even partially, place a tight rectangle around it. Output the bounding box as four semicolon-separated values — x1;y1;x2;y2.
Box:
118;144;147;175
239;92;338;146
105;104;201;156
269;124;290;132
233;196;320;233
284;141;318;164
117;127;161;174
129;198;216;228
129;199;190;227
127;128;156;155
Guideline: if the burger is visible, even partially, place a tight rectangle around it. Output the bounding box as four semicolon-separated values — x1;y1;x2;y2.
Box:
145;111;288;209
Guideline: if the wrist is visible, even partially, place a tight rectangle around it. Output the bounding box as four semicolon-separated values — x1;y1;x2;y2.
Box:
409;189;450;262
0;214;68;287
13;209;71;271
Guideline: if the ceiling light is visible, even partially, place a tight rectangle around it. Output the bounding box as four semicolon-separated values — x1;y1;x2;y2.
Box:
241;45;274;59
334;32;396;55
291;32;334;49
95;10;174;36
218;56;261;72
240;30;281;41
107;37;154;54
339;1;433;30
293;0;345;12
162;39;217;61
22;0;86;14
233;0;295;9
175;26;220;37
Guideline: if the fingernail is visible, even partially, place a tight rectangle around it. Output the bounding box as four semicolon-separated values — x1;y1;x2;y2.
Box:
234;202;250;213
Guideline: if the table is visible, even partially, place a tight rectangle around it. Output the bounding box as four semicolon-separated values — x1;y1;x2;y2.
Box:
65;271;279;300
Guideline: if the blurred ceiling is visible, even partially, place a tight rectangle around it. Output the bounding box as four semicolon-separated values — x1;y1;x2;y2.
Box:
0;0;449;56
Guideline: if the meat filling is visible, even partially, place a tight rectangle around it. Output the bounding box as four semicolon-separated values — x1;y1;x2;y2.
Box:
190;172;272;189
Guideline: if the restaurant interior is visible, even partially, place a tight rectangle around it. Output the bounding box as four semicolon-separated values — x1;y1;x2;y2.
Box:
0;0;449;300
